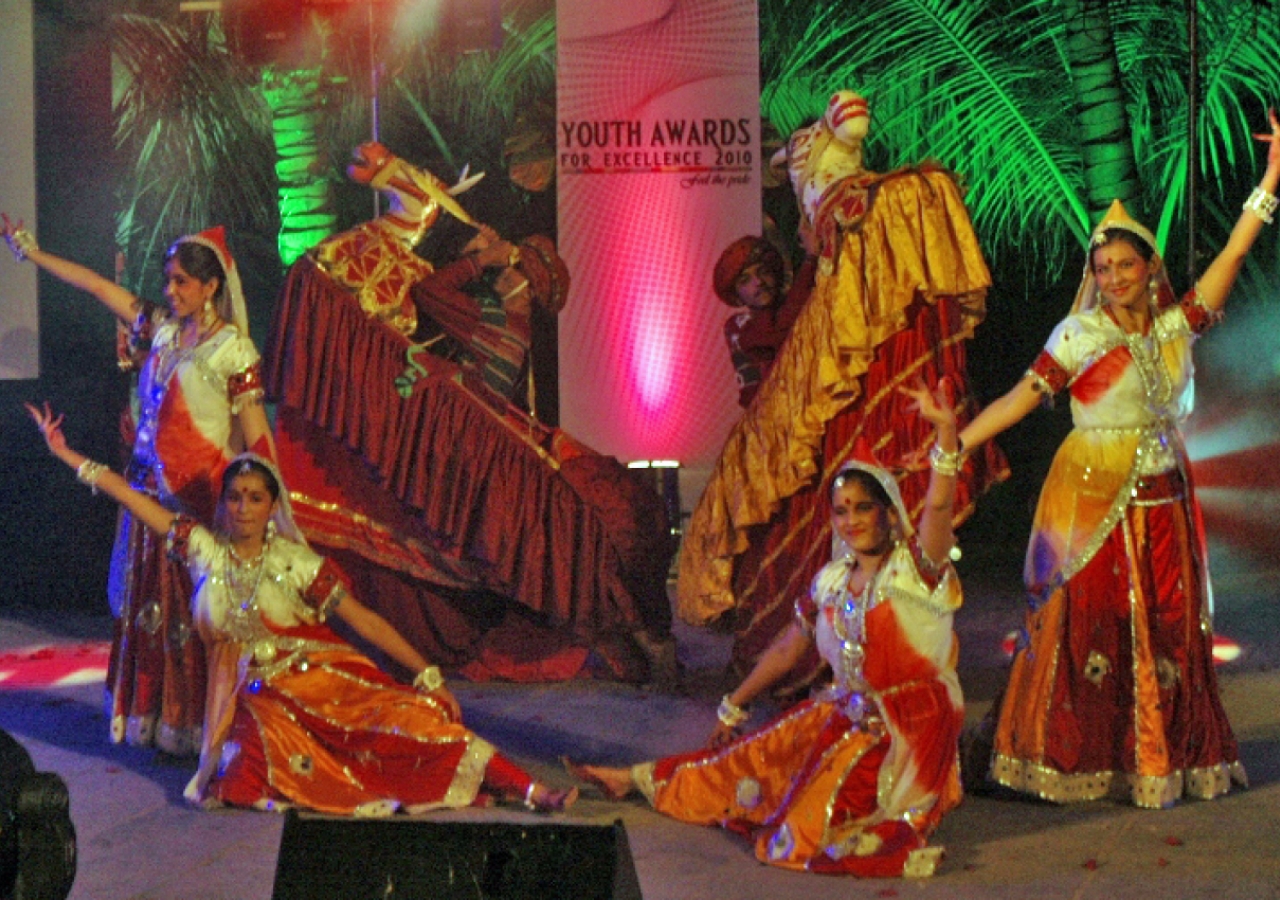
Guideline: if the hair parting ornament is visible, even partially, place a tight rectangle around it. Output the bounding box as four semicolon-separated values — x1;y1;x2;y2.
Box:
215;452;303;545
830;438;915;546
831;461;913;532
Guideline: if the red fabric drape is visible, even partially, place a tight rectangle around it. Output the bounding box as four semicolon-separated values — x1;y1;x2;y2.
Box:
265;257;673;681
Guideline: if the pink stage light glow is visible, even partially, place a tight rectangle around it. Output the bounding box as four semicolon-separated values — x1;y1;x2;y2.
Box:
557;0;762;466
631;288;680;414
0;642;109;689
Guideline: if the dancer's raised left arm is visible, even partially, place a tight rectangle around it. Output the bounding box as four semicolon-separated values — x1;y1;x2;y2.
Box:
26;402;176;537
1197;108;1280;312
900;377;959;566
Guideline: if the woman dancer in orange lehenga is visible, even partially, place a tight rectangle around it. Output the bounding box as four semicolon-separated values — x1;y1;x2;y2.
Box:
569;378;966;877
26;403;574;816
676;91;1006;692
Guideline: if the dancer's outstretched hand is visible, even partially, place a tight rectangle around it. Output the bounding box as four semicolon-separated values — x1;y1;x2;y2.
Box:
427;684;462;723
707;720;740;749
25;401;70;458
900;375;957;433
1252;107;1280;173
2;213;37;262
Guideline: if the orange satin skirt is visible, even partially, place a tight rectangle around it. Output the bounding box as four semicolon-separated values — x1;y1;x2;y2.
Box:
645;693;960;877
207;643;515;815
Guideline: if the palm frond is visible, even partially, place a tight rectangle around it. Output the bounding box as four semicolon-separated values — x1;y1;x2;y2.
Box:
760;0;1088;269
112;13;277;296
1113;1;1280;262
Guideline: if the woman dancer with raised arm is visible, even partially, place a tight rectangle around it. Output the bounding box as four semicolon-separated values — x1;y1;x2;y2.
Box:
957;111;1280;808
568;377;965;878
26;402;574;815
3;219;273;755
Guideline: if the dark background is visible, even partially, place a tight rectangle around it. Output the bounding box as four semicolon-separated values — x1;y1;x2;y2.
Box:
2;0;126;615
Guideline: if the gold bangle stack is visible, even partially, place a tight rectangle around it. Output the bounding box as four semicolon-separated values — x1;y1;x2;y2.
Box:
75;459;107;494
928;443;963;477
1243;186;1278;225
413;665;444;692
5;227;37;262
717;695;749;728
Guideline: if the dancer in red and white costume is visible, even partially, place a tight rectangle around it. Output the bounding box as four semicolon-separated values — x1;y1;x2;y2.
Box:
3;217;274;754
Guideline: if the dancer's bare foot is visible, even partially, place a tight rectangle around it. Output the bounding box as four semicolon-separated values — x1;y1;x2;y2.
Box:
562;757;635;800
525;782;578;813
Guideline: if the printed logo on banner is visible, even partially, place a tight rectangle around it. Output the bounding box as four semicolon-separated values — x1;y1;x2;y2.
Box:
559;117;756;188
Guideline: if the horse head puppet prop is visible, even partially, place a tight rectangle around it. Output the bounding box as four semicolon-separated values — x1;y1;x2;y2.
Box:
313;142;485;334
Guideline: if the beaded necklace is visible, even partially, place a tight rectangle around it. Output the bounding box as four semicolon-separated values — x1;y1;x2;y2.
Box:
150;318;225;393
830;554;886;686
1103;304;1172;413
224;540;269;625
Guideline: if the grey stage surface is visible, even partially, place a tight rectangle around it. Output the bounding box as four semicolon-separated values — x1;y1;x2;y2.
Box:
2;554;1278;900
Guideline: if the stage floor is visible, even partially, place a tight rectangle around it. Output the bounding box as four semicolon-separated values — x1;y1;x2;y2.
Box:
2;559;1279;900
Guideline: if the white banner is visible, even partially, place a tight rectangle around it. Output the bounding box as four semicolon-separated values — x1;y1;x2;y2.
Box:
556;0;760;467
0;0;38;379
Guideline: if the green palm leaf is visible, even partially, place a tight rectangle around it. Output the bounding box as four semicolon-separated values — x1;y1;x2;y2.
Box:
1124;2;1280;256
759;0;1280;286
112;14;277;297
762;0;1088;265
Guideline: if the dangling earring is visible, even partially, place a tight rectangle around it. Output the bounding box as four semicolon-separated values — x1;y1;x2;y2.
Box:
1148;276;1158;306
200;297;218;330
265;519;278;542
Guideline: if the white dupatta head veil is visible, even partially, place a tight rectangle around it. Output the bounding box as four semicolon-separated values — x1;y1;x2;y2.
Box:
214;453;307;547
828;438;913;563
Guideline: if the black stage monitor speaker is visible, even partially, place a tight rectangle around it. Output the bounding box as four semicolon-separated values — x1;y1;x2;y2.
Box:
0;729;76;900
271;809;643;899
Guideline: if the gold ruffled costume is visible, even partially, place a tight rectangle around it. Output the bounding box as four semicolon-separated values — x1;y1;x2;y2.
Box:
677;166;991;625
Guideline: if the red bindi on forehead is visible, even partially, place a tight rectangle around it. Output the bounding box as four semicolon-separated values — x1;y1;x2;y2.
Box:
1093;243;1142;267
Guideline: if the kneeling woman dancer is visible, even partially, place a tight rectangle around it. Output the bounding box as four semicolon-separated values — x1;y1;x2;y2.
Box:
568;378;965;877
27;403;575;816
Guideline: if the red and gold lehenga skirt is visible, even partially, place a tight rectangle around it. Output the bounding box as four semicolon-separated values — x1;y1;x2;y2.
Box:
196;622;523;815
992;466;1246;807
106;466;214;756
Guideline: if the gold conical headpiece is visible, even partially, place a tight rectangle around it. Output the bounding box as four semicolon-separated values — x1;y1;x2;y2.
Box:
1090;199;1158;254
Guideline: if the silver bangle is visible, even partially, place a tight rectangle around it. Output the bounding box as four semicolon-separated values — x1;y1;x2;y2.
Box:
928;443;963;477
75;459;107;494
1243;186;1278;225
717;695;749;728
413;665;444;692
5;227;37;262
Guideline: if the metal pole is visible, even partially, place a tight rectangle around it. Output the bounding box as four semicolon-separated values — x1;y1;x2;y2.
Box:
369;0;381;218
1186;0;1198;283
